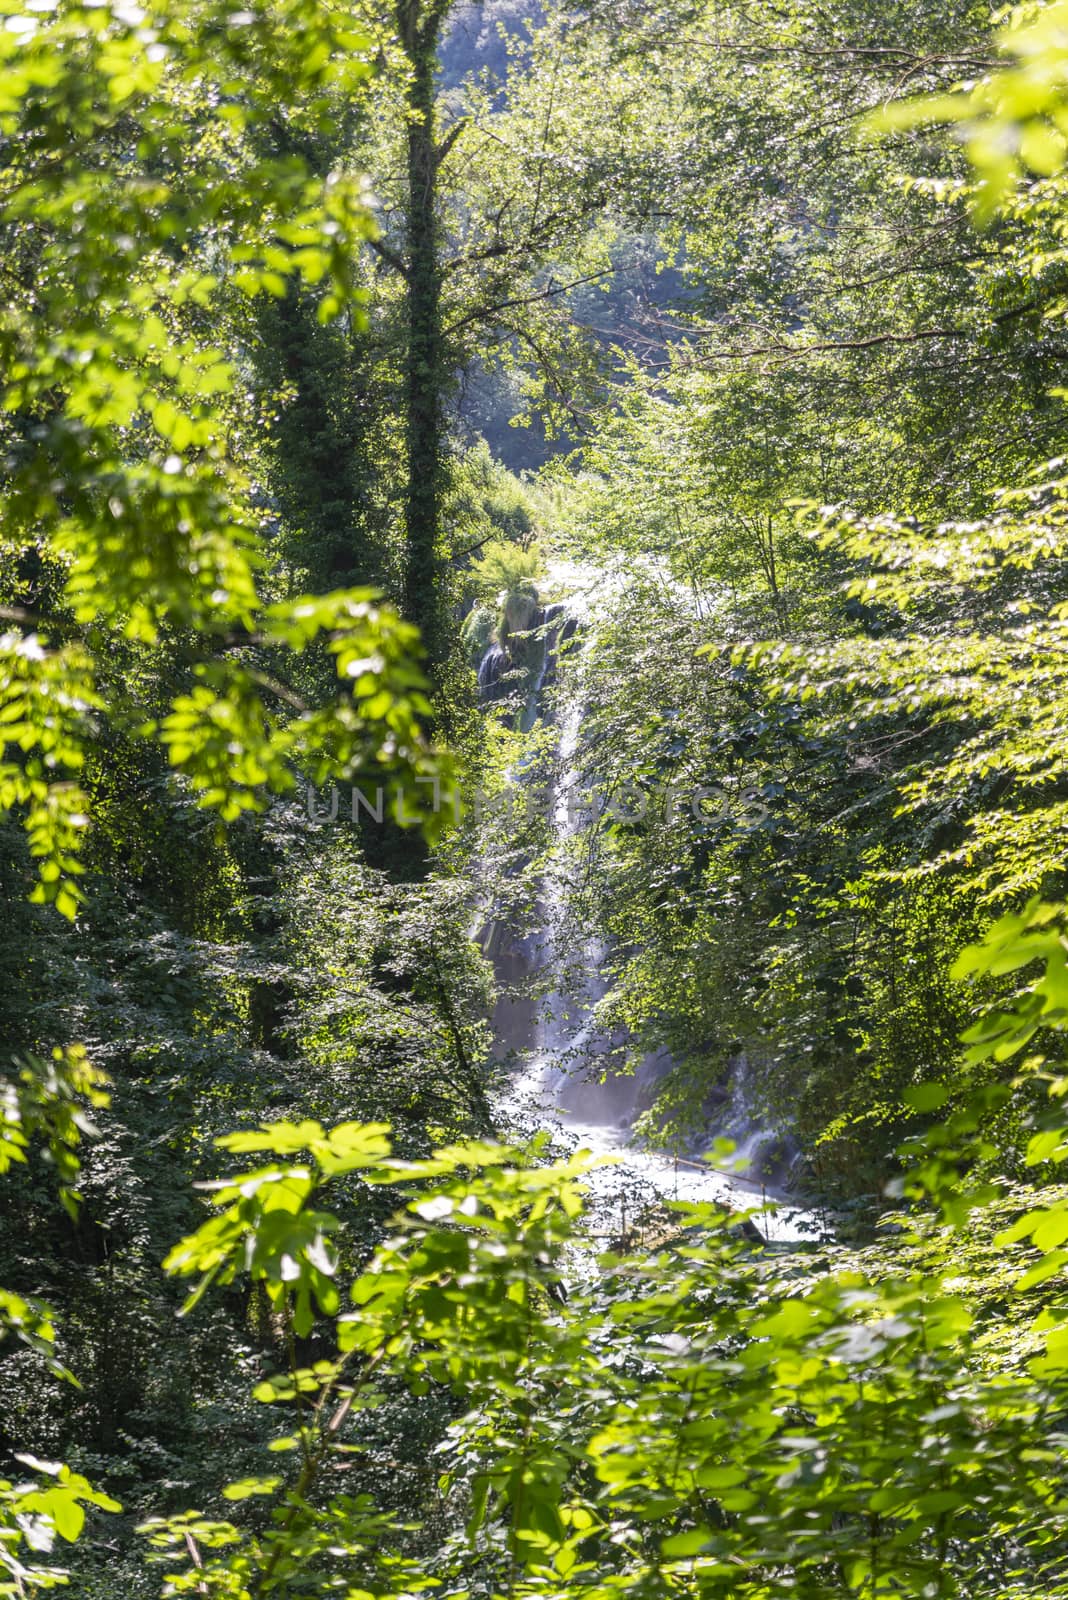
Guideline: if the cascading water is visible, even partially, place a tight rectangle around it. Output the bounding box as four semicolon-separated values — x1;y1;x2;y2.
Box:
477;642;509;695
479;583;810;1244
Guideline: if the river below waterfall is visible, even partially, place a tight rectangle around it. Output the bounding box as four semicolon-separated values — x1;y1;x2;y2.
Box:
497;1041;812;1246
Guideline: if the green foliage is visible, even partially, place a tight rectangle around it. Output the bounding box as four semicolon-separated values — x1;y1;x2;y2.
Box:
0;1;465;1589
82;1047;1068;1599
0;1457;120;1595
874;0;1068;217
142;1120;593;1595
12;3;1068;1598
509;0;1068;1181
0;1045;117;1585
1;1048;108;1220
450;444;538;558
467;540;543;606
159;590;442;825
0;0;446;910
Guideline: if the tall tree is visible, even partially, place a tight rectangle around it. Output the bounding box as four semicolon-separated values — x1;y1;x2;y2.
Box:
395;0;458;670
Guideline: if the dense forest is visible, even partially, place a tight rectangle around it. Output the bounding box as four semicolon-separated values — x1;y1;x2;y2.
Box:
7;0;1068;1594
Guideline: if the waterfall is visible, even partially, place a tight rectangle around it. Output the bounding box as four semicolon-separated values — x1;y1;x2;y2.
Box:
477;641;509;696
478;613;810;1244
717;1051;800;1191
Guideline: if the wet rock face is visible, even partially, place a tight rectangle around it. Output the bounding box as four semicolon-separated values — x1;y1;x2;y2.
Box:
475;603;576;706
501;587;539;638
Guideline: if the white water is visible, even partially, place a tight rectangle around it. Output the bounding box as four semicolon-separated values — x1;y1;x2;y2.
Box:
501;1040;810;1245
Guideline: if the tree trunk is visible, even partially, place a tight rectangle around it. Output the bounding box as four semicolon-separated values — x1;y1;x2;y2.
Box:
397;0;450;676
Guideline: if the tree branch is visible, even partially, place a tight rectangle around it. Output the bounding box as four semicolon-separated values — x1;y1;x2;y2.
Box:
434;117;468;171
451;531;500;564
442;269;614;339
696;325;970;366
695;298;1050;370
367;234;408;279
0;604;81;637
